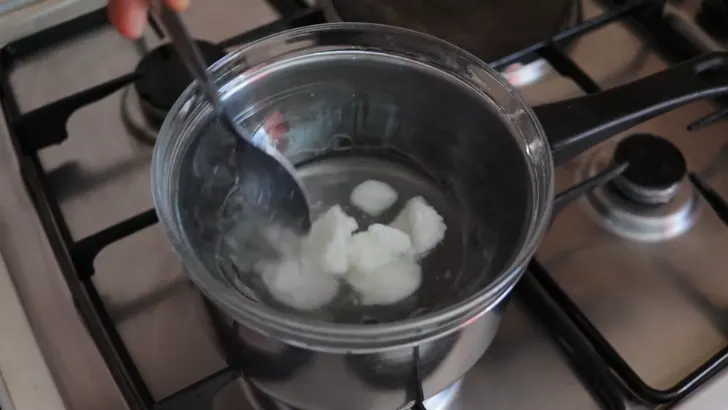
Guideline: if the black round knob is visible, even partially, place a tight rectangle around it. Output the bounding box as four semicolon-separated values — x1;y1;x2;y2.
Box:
134;41;226;125
611;133;687;205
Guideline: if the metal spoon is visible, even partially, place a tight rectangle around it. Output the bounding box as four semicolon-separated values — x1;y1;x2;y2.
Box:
151;2;311;232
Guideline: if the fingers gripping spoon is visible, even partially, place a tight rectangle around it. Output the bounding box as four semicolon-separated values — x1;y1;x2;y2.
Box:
151;2;312;232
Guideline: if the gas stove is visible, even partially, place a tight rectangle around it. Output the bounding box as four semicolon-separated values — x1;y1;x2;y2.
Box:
1;0;728;409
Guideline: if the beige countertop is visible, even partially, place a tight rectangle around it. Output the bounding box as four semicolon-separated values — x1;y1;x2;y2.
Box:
0;0;105;45
0;3;108;409
0;252;65;410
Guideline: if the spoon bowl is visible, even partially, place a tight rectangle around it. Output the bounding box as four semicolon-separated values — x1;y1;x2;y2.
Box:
151;0;311;233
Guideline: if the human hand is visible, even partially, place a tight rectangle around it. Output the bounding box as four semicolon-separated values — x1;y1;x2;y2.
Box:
109;0;189;39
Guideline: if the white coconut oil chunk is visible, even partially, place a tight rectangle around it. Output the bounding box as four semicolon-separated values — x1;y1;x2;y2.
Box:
254;205;357;310
259;257;340;310
347;258;422;305
304;205;358;276
350;180;399;216
391;196;447;257
347;224;412;273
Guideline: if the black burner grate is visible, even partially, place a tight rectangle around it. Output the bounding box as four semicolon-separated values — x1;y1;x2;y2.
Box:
2;1;728;410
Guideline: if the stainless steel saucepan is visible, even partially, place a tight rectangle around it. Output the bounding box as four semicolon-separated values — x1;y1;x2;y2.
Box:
151;23;728;410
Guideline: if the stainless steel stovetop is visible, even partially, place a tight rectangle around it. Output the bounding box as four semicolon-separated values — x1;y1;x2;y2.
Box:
1;0;728;409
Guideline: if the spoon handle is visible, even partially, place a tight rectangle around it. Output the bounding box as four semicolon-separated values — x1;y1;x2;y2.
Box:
150;0;224;110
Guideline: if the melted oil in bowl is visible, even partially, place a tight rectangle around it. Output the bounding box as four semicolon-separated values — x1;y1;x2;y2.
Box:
218;151;467;324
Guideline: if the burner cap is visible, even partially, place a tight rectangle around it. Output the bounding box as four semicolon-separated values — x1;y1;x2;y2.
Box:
329;0;578;63
580;142;699;242
611;133;687;205
134;41;226;125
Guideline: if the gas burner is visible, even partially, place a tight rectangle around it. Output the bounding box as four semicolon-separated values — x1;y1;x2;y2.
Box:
241;377;462;410
611;133;687;205
322;0;581;87
121;86;158;145
579;134;700;242
134;41;226;128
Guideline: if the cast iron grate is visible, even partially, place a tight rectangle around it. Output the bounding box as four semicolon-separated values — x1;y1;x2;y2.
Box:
1;1;727;409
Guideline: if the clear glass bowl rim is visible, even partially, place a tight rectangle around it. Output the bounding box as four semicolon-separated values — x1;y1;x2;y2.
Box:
151;22;555;352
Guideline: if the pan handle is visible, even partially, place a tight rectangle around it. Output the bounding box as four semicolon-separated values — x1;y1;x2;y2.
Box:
531;52;728;166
